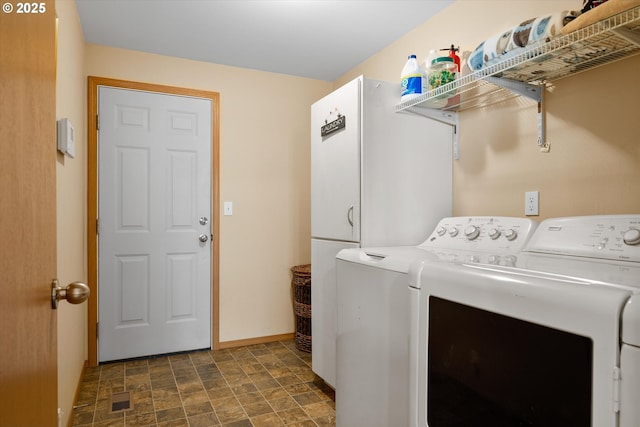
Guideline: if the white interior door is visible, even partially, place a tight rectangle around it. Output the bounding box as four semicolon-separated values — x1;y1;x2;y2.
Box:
98;87;212;362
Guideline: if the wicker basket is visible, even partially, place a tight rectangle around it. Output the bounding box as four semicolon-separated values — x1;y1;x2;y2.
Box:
291;264;312;353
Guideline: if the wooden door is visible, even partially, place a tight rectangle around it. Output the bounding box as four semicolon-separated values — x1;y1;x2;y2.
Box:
0;1;58;425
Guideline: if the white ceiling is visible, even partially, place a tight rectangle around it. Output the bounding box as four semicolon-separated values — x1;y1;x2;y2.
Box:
75;0;454;82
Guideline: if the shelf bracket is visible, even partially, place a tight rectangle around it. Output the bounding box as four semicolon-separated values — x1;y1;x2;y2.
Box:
397;106;460;159
537;89;549;152
420;109;461;160
452;118;460;160
485;76;548;152
399;107;458;126
484;77;542;102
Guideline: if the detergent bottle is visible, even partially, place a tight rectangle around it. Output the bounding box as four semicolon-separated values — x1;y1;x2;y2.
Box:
400;54;426;102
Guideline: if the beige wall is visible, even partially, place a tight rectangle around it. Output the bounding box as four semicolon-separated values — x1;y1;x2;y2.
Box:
84;46;331;344
338;0;640;219
55;0;87;425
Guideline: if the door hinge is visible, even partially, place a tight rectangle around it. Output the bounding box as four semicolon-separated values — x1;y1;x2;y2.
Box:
96;322;99;340
96;219;99;235
613;366;621;413
96;114;99;131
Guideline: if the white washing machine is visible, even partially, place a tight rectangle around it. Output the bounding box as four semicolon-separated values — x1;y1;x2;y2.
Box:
410;215;640;427
335;216;538;427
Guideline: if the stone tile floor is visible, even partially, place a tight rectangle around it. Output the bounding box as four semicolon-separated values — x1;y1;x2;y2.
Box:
71;340;335;427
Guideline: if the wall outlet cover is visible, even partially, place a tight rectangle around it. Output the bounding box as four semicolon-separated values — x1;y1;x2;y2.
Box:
525;191;539;216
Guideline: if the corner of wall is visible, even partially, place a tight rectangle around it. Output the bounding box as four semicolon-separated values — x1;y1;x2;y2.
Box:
55;0;89;426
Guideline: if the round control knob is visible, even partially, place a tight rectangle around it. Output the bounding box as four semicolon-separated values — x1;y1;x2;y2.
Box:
504;229;518;241
488;255;500;264
598;237;609;250
488;228;501;240
464;225;480;241
504;255;517;267
436;226;447;236
623;228;640;246
448;227;459;237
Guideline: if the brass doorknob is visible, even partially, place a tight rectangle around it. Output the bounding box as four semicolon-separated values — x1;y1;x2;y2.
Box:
51;279;90;309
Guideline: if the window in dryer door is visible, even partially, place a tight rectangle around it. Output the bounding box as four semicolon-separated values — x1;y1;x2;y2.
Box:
427;296;593;427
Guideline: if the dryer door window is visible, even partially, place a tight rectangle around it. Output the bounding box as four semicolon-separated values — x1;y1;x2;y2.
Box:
427;296;593;426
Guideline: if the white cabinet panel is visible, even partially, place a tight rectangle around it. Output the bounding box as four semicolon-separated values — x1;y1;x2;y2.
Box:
311;238;359;389
311;77;361;243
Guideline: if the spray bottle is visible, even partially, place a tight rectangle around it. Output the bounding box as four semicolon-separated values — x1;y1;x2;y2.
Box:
440;44;460;72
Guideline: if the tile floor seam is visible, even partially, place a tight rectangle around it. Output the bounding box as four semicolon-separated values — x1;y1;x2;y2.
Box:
246;347;286;423
145;358;159;427
244;348;316;427
188;352;216;426
219;355;253;425
170;355;190;425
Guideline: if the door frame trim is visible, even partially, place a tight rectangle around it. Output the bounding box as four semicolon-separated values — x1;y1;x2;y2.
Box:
87;76;221;366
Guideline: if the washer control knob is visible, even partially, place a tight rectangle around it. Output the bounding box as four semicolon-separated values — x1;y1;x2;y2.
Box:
623;228;640;246
504;255;517;266
436;226;447;236
488;228;501;240
448;227;459;237
598;238;609;250
504;228;518;241
464;225;480;241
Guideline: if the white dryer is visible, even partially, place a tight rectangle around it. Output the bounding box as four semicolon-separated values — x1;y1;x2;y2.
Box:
335;216;537;427
410;215;640;427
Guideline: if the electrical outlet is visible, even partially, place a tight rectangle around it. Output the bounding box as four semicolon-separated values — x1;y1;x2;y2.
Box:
525;191;539;216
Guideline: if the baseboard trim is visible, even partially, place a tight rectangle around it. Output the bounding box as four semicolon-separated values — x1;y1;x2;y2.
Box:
218;333;295;349
68;360;89;427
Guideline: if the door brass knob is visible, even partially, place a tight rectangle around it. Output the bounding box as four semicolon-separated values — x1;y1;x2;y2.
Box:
51;279;90;309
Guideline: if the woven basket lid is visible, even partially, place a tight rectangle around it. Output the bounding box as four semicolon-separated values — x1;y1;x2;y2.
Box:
290;264;311;275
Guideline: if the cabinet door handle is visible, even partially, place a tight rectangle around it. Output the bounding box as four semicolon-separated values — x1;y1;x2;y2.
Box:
347;205;354;227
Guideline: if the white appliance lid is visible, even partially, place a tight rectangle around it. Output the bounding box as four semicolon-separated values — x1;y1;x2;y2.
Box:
336;246;441;273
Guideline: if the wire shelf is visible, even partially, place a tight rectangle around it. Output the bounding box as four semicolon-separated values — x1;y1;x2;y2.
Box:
397;5;640;115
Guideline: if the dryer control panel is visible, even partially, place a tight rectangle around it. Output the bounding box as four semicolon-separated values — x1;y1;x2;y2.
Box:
524;215;640;262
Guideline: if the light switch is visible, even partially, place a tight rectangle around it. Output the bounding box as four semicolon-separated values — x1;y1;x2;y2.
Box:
224;201;233;216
